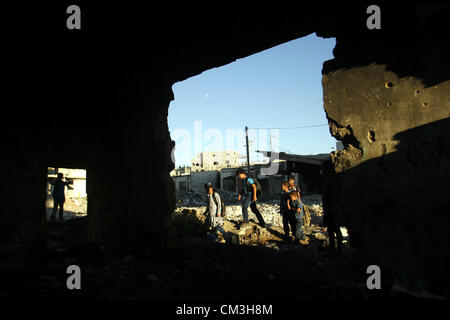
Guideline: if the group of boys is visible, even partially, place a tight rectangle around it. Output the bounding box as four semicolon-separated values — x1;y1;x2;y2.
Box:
205;169;309;246
204;168;266;240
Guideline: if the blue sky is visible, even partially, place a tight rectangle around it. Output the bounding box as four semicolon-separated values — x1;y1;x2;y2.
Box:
168;33;337;167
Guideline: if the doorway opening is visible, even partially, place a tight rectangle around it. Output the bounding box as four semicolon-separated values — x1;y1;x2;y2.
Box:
46;167;88;223
167;33;347;249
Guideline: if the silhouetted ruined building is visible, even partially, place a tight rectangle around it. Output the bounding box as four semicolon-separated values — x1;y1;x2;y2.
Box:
2;3;449;286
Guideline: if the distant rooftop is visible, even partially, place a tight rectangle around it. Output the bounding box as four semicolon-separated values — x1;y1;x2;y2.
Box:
256;150;330;165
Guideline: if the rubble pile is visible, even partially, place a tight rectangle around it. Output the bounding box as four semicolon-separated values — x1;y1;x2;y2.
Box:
175;190;241;207
233;223;275;245
216;190;241;205
175;191;206;207
175;192;324;229
171;196;335;251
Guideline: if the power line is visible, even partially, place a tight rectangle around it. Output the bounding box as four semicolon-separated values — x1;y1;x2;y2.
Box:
249;123;328;130
251;98;323;128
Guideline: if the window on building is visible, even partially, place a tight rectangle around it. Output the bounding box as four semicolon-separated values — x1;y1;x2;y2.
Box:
213;161;219;165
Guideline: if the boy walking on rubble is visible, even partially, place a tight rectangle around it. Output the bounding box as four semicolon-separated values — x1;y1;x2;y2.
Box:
204;182;226;238
236;168;266;228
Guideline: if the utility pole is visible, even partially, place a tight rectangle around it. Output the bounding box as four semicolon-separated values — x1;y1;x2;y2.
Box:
245;126;250;172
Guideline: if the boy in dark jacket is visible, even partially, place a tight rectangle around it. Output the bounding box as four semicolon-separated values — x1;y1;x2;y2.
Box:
280;181;296;242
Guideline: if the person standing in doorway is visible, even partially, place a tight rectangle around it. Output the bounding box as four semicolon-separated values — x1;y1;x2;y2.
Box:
236;168;266;228
50;173;71;221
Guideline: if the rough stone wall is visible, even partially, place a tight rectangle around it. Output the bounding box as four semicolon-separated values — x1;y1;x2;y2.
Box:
0;159;47;248
321;5;450;283
83;56;177;252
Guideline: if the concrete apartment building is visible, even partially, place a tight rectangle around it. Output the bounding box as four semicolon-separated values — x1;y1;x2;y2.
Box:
170;150;240;193
191;150;240;172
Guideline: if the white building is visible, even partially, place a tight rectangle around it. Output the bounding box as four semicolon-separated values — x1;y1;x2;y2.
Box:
191;150;240;172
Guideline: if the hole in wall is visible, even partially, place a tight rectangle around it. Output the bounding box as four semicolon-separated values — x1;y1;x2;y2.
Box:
169;34;337;190
367;130;376;143
168;34;338;242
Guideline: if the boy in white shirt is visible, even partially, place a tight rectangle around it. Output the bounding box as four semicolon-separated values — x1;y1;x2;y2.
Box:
204;182;226;238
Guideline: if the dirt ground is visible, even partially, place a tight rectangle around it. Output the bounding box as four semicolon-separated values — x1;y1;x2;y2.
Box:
45;197;87;221
2;210;446;302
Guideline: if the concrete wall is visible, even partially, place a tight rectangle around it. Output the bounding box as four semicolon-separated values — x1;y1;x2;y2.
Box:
220;168;238;191
189;171;220;194
69;179;87;198
321;4;450;283
172;175;190;192
258;175;283;201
